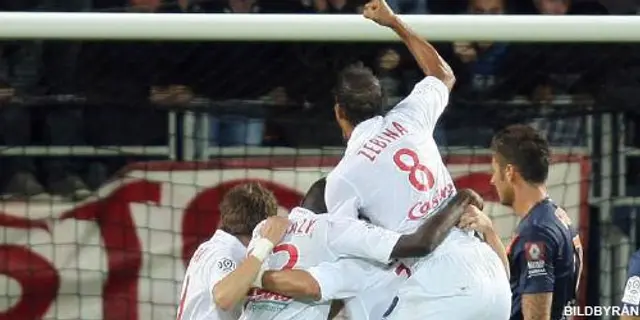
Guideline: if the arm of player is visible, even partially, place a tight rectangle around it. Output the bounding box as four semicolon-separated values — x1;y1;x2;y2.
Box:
522;293;553;320
326;189;481;263
262;258;375;302
391;189;482;258
363;0;454;133
388;16;455;90
212;256;265;311
363;0;454;90
261;269;322;300
514;227;556;320
621;250;640;320
458;205;510;278
213;216;290;311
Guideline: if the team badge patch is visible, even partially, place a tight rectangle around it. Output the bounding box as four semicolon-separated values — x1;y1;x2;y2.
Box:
524;242;547;277
622;276;640;306
525;242;546;261
217;258;236;273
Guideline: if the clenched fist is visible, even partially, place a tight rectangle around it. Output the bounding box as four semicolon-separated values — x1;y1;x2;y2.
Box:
363;0;397;28
259;216;290;244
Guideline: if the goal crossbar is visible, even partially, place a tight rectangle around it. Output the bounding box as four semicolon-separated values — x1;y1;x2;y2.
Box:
0;13;638;42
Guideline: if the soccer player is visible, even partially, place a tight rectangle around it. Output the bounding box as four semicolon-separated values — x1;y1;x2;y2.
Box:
321;0;511;319
176;183;289;320
488;124;583;320
621;250;640;319
241;178;481;319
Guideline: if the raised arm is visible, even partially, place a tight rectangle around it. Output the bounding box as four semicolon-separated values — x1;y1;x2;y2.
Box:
363;0;455;90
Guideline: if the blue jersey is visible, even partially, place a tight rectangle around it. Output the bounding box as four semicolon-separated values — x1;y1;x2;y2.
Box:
508;198;583;320
621;250;640;314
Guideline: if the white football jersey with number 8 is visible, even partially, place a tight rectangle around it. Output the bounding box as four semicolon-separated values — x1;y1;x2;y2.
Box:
326;76;459;237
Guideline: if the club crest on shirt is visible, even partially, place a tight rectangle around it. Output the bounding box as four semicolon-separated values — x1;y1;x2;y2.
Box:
525;242;546;277
623;276;640;306
216;258;236;273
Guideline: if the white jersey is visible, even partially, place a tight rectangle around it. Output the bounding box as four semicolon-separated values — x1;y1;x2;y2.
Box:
177;230;247;320
240;207;401;320
324;76;481;302
307;258;411;320
326;76;456;234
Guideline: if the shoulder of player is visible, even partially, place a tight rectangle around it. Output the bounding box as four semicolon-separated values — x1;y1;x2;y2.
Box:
525;204;567;230
515;223;569;258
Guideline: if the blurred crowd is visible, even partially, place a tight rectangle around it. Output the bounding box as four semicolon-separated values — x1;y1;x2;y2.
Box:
0;0;639;200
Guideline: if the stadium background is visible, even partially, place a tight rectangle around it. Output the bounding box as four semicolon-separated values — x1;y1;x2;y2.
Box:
0;0;638;319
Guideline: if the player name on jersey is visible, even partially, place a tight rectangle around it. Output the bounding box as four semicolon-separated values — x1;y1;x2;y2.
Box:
357;121;409;162
286;218;317;236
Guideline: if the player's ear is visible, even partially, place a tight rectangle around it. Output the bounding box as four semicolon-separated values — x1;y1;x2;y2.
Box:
504;164;515;182
334;103;345;121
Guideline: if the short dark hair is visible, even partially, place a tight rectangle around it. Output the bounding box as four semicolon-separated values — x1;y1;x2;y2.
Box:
219;182;278;236
334;63;384;125
490;124;550;184
300;178;327;214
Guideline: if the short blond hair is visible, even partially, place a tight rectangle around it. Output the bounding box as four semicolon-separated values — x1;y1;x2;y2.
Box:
219;182;278;236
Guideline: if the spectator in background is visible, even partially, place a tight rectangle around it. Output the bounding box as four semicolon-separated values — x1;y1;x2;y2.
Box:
311;0;364;13
508;0;608;146
438;0;512;146
449;0;511;100
388;0;428;14
0;0;90;200
77;0;169;178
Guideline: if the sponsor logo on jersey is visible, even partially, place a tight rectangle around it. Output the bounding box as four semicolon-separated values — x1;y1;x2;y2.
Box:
525;241;547;277
246;288;293;312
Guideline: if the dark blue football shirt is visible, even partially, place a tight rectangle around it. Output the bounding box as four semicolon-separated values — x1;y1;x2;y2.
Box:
508;198;582;320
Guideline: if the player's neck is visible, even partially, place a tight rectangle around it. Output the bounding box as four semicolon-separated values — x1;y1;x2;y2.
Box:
234;235;251;247
513;184;548;217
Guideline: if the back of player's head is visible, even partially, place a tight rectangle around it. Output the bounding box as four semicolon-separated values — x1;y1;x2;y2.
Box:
490;124;550;184
334;62;384;126
219;182;278;236
300;178;328;214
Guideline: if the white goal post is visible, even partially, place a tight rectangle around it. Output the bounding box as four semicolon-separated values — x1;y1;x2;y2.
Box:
0;13;638;42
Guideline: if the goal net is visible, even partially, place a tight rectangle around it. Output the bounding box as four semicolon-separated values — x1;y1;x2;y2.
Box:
0;11;638;320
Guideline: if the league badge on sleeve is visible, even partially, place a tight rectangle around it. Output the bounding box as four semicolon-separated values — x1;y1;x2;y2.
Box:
217;258;236;273
524;242;547;277
622;276;640;306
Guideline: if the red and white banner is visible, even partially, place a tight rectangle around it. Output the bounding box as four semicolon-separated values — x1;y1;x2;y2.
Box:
0;155;589;320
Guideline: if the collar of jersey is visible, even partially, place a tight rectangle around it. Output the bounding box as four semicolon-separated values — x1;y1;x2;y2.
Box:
289;206;318;217
346;116;384;151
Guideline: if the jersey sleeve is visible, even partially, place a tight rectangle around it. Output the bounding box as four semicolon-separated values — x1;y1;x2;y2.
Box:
387;76;449;134
326;215;401;264
306;258;378;302
205;250;242;293
325;172;361;219
512;226;557;294
622;251;640;308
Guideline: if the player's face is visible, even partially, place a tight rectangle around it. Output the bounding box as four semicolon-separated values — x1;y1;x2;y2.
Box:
490;155;515;207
